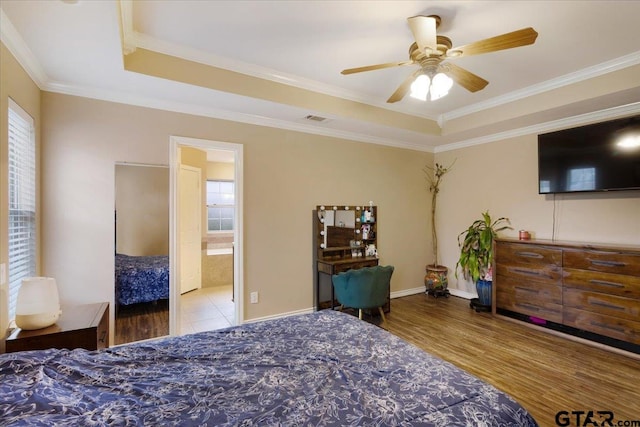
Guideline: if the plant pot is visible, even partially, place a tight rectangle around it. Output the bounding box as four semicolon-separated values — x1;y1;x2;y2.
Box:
425;264;448;293
476;279;492;307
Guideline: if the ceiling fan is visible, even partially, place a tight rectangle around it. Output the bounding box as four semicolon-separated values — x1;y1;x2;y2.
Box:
341;15;538;102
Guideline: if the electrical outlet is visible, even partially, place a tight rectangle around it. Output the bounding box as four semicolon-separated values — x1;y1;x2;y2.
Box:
0;263;6;285
250;291;259;304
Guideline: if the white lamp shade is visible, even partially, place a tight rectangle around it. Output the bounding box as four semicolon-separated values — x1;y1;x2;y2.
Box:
410;74;430;101
15;277;61;330
430;73;453;100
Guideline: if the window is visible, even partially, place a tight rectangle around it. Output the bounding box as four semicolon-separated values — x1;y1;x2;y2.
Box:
8;99;37;324
206;180;234;231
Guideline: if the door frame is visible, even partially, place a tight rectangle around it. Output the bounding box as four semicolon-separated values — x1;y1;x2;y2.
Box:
169;136;243;336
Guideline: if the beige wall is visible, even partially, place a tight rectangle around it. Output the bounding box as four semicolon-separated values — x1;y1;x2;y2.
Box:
435;136;640;295
207;161;234;181
115;164;169;256
40;92;433;331
0;42;41;336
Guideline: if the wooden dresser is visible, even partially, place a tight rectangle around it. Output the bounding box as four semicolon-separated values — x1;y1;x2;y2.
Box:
494;239;640;355
5;302;109;353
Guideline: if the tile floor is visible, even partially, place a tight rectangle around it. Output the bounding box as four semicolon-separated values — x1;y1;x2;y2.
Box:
180;285;234;335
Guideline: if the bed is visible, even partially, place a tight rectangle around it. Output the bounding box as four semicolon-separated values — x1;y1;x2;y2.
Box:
0;310;537;426
114;253;170;306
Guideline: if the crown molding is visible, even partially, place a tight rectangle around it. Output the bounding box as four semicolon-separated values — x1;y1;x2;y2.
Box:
130;31;438;122
435;101;640;153
0;7;48;88
441;51;640;123
44;81;434;153
118;0;136;55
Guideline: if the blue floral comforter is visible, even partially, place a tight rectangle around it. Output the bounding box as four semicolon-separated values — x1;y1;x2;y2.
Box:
0;310;537;426
115;253;169;306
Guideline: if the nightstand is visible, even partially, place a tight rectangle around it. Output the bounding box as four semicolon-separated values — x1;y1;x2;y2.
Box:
5;302;109;353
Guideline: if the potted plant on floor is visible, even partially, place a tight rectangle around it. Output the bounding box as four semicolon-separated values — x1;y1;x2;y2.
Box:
423;160;455;298
456;211;512;310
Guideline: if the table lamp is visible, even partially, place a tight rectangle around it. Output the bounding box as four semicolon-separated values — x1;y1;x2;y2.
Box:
15;277;61;330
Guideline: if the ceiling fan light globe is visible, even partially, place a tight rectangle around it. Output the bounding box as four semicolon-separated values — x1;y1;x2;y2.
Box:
430;73;453;100
410;74;430;101
432;73;453;90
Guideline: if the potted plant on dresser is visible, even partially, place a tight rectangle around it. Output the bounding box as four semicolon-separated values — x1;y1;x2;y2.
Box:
423;161;454;298
456;211;512;311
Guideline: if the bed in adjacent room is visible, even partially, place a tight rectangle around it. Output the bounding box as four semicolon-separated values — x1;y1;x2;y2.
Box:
0;310;537;426
114;253;169;307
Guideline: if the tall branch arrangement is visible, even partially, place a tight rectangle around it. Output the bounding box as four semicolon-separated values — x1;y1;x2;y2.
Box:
424;160;455;266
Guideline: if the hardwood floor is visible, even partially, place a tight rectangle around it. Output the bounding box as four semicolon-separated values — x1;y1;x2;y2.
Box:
384;294;640;426
114;300;169;345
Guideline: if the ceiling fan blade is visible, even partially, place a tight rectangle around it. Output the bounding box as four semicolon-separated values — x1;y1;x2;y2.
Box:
341;60;413;75
387;69;422;103
447;27;538;58
407;15;438;54
445;63;489;92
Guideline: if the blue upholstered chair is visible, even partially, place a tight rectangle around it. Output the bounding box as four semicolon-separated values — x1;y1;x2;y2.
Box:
332;265;394;324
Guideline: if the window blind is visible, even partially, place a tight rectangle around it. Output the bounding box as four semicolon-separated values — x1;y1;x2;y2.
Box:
8;99;36;323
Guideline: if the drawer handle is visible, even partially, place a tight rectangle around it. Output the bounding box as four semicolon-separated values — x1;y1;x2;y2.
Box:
515;251;544;259
515;303;540;312
591;321;625;334
99;331;107;343
590;260;626;268
512;268;545;277
589;279;624;288
590;300;625;311
514;286;538;294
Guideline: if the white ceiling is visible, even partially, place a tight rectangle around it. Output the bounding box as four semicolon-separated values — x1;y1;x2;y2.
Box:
2;0;640;151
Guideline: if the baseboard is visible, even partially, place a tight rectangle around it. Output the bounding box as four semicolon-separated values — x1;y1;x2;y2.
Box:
390;287;425;299
447;288;476;300
244;287;477;325
244;307;314;324
390;285;476;300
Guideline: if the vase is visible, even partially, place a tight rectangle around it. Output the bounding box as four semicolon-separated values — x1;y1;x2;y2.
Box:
476;279;492;306
425;264;448;293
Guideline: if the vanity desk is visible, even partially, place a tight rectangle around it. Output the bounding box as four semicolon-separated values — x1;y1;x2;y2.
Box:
313;205;389;312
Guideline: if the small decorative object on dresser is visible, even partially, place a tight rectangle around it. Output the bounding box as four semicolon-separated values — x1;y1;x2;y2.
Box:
494;238;640;356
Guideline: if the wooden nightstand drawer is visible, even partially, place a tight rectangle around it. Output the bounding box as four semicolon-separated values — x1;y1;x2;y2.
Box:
5;302;109;353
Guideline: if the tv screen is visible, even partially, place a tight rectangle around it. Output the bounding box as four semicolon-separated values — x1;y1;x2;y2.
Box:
538;115;640;194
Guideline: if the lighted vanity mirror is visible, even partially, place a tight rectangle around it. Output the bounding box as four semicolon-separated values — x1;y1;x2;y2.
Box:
318;206;359;249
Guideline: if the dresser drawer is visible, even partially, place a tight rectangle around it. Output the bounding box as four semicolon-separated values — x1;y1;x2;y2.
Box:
495;262;563;285
563;249;640;276
564;268;640;299
496;283;563;323
496;275;562;304
496;242;562;268
563;307;640;345
563;288;639;322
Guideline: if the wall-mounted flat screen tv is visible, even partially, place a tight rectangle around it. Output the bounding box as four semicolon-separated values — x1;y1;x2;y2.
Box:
538;115;640;194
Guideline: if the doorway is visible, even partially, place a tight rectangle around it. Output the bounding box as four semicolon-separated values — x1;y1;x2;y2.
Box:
169;136;243;337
